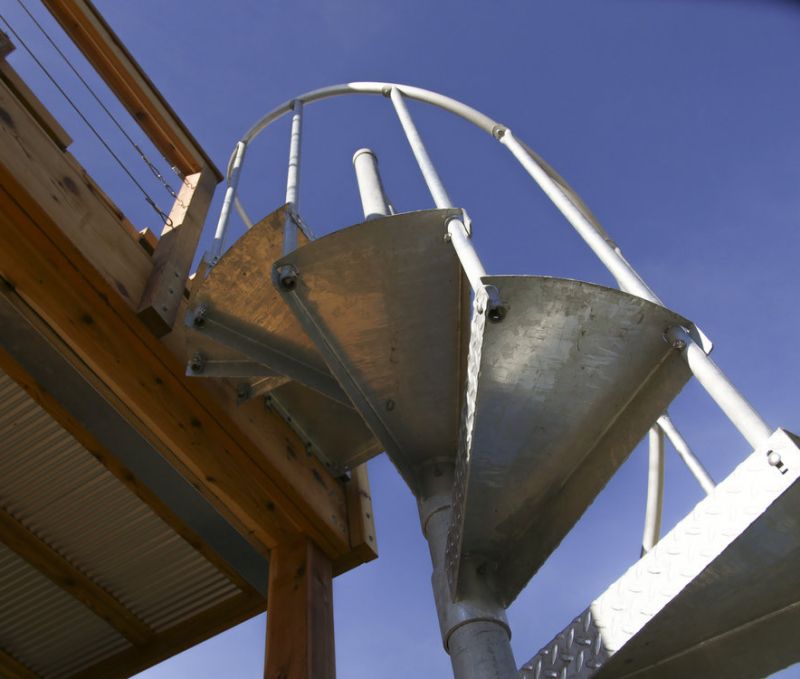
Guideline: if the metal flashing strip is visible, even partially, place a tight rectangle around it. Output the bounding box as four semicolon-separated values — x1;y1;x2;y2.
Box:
0;291;268;596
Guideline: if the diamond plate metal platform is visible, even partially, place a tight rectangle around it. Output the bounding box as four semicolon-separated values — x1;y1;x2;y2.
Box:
185;204;380;472
447;277;692;606
273;208;470;491
520;428;800;679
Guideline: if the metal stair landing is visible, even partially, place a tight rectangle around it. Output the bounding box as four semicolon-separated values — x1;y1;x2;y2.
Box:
185;204;380;472
520;428;800;679
447;276;692;606
273;208;470;491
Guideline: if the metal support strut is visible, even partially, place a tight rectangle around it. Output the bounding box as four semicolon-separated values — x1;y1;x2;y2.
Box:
417;463;516;679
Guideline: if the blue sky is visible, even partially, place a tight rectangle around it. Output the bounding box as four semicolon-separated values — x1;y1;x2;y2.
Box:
3;0;800;676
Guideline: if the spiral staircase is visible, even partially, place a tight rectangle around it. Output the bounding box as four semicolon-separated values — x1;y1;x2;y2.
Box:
184;83;800;679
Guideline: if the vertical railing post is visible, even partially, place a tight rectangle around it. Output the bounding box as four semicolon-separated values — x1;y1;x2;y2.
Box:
208;140;247;264
642;427;665;555
283;100;303;256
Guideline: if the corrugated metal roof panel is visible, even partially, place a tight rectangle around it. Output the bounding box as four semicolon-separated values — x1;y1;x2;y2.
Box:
0;544;130;678
0;369;247;675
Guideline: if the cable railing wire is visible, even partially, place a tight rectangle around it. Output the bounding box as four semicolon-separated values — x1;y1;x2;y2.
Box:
0;10;174;226
12;0;189;205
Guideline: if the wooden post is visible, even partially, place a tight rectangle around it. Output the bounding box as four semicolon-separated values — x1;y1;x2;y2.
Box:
265;538;335;679
137;167;217;336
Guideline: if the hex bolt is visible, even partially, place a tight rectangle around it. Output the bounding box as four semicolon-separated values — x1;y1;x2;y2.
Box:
275;265;299;291
192;303;208;328
189;352;205;374
767;450;788;474
669;335;687;350
487;303;507;324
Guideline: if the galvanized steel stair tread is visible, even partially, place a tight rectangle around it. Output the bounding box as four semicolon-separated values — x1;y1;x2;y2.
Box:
447;276;693;606
520;428;800;679
273;208;471;490
185;204;380;472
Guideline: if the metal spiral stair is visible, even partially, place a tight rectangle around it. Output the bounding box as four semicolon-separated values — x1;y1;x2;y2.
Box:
186;82;800;679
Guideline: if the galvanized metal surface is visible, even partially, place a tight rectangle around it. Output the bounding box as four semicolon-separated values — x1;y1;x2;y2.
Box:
266;381;381;474
353;148;392;220
274;209;470;488
417;462;516;679
0;370;248;674
519;428;800;679
447;276;691;606
0;544;130;678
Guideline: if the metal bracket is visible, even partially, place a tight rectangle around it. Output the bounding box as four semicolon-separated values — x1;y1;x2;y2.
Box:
264;393;347;477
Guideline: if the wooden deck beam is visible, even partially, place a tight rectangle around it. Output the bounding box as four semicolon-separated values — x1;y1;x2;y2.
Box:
0;169;350;558
265;538;336;679
0;508;155;646
0;68;361;562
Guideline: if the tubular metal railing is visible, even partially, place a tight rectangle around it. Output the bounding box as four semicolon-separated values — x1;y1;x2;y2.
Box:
205;81;773;554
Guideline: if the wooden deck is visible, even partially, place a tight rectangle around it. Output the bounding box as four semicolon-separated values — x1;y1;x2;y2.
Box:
0;3;375;676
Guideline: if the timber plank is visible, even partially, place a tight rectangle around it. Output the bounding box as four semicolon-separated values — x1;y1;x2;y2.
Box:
265;538;335;679
0;177;350;558
0;508;155;646
334;463;378;575
0;57;73;151
138;167;217;335
0;78;152;308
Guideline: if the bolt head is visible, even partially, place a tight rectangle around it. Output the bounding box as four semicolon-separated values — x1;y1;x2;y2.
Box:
275;265;299;291
488;303;507;323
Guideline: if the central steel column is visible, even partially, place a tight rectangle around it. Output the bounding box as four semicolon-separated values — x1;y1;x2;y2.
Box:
351;152;515;678
417;462;517;679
